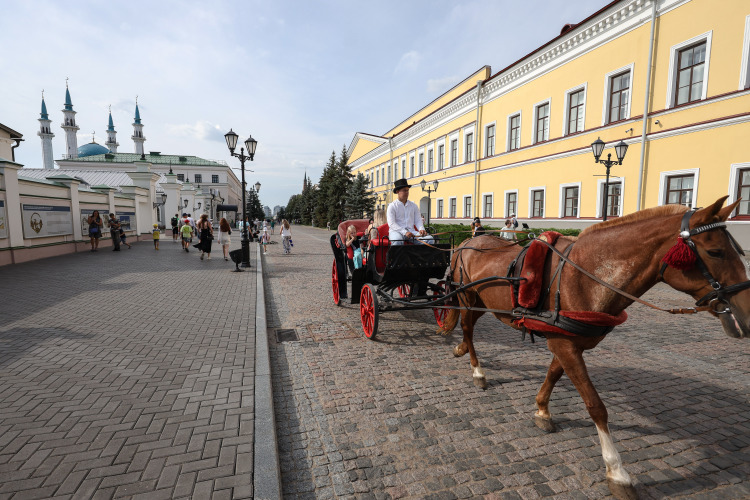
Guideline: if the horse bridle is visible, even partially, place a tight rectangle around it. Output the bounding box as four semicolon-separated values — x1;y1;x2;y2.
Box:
660;209;750;314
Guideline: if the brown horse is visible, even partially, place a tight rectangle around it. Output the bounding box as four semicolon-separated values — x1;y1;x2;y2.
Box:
438;196;749;499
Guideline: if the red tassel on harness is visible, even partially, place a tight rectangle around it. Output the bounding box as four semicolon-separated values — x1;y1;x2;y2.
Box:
661;237;696;270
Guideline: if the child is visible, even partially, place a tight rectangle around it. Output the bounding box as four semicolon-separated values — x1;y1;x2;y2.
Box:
261;226;269;254
119;227;132;249
152;223;161;250
180;221;193;252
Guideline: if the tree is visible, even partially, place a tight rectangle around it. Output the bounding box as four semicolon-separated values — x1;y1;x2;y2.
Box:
246;188;264;220
344;173;376;219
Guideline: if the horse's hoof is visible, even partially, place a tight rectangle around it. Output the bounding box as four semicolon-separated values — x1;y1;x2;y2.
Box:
607;479;638;500
453;345;466;357
473;377;487;390
534;415;556;433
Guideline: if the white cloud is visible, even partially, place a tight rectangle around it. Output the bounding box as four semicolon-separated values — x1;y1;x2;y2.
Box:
426;76;461;94
395;51;421;74
167;121;225;143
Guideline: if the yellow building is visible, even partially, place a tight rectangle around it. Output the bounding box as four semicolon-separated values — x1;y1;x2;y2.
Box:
347;0;750;245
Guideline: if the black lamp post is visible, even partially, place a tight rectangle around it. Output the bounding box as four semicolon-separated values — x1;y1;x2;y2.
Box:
225;129;257;268
419;178;439;227
591;138;628;222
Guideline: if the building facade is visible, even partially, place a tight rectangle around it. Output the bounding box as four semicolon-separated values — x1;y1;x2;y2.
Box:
347;0;750;244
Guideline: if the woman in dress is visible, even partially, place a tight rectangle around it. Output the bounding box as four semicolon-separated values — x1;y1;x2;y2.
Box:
196;214;214;260
280;219;292;254
218;217;232;260
87;210;103;252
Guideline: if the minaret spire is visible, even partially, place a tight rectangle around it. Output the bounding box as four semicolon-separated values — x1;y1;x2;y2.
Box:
132;96;146;155
38;90;56;169
60;79;79;159
105;105;119;153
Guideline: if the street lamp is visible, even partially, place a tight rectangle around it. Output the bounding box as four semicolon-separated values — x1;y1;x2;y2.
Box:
225;129;257;268
419;178;439;228
591;137;628;222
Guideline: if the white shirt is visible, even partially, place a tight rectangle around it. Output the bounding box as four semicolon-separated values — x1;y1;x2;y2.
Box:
387;199;424;237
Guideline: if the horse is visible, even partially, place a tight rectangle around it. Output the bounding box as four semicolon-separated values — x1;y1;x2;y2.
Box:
437;196;749;500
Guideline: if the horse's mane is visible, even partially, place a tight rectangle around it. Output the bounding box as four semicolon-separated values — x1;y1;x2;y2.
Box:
580;204;688;236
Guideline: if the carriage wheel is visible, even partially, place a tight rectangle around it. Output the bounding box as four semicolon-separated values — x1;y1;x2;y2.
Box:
360;284;379;339
430;281;448;328
397;284;411;298
332;259;340;306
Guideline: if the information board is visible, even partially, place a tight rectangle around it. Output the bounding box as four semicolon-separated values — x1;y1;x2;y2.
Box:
118;211;136;232
0;200;7;239
80;208;108;235
21;204;73;239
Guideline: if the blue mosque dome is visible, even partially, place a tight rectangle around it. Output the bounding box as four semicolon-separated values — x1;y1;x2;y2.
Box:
77;142;110;157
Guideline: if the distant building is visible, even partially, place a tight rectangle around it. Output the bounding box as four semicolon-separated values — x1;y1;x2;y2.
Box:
263;205;271;218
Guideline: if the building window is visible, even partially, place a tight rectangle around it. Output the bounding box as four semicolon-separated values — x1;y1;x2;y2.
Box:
465;133;473;162
419;153;424;175
387;164;391;184
195;174;202;183
427;149;433;173
483;194;493;218
676;42;706;106
567;90;585;134
376;169;380;186
212;174;219;183
450;139;458;167
506;192;517;217
464;196;472;218
608;72;630;123
509;115;520;151
437;199;444;218
665;175;695;207
410;157;415;178
438;144;445;170
485;124;495;157
563;186;579;217
177;174;185;182
605;182;622;217
402;159;406;179
532;190;544;218
535;102;550;143
736;169;750;216
449;198;457;218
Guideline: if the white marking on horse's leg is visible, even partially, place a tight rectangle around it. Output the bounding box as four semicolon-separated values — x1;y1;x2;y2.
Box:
596;425;632;485
472;361;485;381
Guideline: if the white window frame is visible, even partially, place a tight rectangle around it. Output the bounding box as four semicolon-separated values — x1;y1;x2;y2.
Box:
484;122;497;158
462;195;473;218
595;177;625;218
528;186;546;219
463;125;475;163
481;192;494;219
409;154;415;178
740;15;750;90
435;139;445;170
401;155;407;180
436;198;444;219
376;168;380;186
418;148;425;176
448;197;457;218
504;189;519;218
427;146;434;173
561;83;587;136
506;111;522;152
448;133;459;167
666;31;713;109
532;98;551;144
601;64;634;125
728;162;750;216
558;182;582;219
658;168;700;208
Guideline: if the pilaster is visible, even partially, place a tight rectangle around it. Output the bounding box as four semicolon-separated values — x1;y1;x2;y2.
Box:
0;160;26;248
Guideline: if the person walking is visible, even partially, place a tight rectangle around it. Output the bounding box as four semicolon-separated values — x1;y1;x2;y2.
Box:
195;214;214;260
280;219;292;254
261;226;270;254
87;210;103;252
500;219;516;240
180;220;193;252
270;219;275;235
171;213;180;241
108;213;121;251
152;224;161;250
119;227;132;249
218;217;232;261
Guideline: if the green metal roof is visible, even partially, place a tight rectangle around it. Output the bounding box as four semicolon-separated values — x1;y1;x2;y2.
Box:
57;152;227;167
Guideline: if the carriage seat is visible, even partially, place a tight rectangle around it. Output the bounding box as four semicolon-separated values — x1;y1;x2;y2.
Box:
368;224;390;273
515;231;561;308
337;219;370;261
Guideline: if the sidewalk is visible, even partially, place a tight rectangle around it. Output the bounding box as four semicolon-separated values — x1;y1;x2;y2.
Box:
0;237;280;499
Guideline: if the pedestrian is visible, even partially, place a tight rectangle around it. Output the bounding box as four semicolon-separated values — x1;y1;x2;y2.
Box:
500;219;516;240
195;214;214;260
180;220;193;252
218;217;232;261
108;213;121;251
261;226;270;254
119;227;132;249
188;213;197;243
472;217;486;237
280;219;292;254
510;213;519;229
270;219;275;234
87;210;103;252
152;224;161;250
171;213;180;241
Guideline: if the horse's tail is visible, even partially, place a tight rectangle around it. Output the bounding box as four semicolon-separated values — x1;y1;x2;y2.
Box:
437;308;460;335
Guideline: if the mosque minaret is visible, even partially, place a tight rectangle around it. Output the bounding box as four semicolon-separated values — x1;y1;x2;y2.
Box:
131;99;145;156
60;82;79;159
37;93;55;170
105;106;119;153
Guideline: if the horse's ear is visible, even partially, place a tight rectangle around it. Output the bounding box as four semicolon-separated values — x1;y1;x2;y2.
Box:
693;196;730;224
717;198;741;221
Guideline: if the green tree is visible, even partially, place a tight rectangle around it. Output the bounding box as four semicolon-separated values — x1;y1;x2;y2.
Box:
246;188;264;220
344;173;376;219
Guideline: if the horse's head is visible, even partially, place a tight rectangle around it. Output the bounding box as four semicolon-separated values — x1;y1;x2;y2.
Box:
661;196;750;338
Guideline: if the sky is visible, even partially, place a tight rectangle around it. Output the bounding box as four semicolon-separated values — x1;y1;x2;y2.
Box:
1;0;606;208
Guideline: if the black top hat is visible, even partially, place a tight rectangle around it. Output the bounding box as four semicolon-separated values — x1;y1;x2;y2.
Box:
393;178;411;194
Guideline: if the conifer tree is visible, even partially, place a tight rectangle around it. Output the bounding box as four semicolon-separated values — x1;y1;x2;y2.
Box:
344;173;376;219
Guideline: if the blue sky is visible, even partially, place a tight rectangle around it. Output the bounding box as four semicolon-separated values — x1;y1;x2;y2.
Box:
2;0;605;208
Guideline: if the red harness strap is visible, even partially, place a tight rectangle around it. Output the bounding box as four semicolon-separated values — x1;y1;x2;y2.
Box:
515;310;628;337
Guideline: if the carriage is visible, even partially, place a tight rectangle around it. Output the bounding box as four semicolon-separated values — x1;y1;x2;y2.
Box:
330;219;462;338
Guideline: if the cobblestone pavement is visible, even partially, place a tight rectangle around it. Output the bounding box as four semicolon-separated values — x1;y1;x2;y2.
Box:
264;225;750;499
0;237;258;499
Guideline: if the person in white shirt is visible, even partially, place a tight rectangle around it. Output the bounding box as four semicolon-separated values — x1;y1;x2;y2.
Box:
387;179;434;245
500;219;516;240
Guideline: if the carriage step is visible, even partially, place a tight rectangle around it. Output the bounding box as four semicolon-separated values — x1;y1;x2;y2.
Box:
275;328;299;343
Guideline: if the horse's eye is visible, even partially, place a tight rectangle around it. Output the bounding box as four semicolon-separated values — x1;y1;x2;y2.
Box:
707;249;724;258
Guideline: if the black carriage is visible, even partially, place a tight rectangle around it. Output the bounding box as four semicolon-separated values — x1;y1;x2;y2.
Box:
330;220;453;338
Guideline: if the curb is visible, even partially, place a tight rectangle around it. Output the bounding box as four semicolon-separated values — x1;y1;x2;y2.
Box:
253;245;282;499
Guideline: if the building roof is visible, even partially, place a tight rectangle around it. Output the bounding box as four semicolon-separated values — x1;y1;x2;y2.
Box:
18;168;170;193
57;151;227;167
134;104;141;124
78;142;111;157
64;88;73;111
107;112;115;132
40;98;49;120
0;123;23;138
